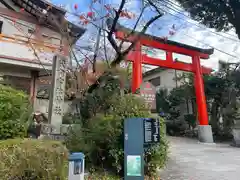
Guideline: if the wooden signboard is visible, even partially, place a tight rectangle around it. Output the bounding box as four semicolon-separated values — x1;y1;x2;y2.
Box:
139;82;156;110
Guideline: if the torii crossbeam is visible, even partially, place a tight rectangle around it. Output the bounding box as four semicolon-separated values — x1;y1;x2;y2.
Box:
108;19;214;143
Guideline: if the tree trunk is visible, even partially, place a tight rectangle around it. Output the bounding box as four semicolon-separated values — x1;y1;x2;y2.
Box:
210;100;219;135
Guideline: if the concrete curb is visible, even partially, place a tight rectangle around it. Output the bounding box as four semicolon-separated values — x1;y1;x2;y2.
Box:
198;141;216;145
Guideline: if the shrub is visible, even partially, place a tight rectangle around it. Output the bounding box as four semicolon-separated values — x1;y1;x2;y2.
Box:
0;85;32;139
184;114;197;129
66;93;168;177
62;113;81;124
0;138;68;180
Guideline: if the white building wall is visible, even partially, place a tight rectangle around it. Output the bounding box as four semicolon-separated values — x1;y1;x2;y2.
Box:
143;69;193;114
143;69;185;92
0;11;61;66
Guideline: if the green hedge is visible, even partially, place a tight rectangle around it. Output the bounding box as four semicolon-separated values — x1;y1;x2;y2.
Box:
66;94;169;177
0;85;31;139
0;139;68;180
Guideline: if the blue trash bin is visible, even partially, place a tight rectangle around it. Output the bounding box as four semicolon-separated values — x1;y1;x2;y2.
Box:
68;152;85;180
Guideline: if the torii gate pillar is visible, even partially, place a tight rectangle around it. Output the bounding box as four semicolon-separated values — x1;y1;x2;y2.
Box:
192;56;214;143
131;54;213;143
132;42;142;92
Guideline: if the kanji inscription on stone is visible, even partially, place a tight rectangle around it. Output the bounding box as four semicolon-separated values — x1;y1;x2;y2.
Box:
48;55;68;133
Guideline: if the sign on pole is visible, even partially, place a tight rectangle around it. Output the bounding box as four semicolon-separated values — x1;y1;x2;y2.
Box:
48;54;67;134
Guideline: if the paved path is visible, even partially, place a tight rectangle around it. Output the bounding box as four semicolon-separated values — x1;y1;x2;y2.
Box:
160;137;240;180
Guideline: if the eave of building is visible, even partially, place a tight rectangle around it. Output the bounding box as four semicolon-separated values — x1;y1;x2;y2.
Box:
143;67;166;78
0;55;52;70
0;0;19;11
1;0;86;43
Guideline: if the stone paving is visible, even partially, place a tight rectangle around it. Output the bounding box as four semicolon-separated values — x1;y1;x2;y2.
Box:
159;137;240;180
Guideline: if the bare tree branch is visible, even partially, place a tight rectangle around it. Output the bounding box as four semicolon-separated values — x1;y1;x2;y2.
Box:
107;0;126;54
118;6;146;49
92;28;101;72
147;0;164;16
111;13;163;67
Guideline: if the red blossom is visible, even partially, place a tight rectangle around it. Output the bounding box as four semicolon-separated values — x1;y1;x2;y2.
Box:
87;11;95;18
79;14;85;20
83;20;89;25
74;4;78;10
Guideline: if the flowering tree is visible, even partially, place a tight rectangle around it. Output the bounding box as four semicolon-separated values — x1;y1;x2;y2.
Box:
8;0;177;94
64;0;178;92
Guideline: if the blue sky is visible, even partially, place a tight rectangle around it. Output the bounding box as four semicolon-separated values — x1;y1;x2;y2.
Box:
51;0;240;70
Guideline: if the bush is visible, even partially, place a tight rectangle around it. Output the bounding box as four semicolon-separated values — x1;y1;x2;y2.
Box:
66;93;168;177
0;85;31;139
0;138;68;180
184;114;197;129
62;113;80;124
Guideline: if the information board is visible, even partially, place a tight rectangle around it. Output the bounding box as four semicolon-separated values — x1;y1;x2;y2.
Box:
127;155;141;176
140;82;156;110
143;118;160;144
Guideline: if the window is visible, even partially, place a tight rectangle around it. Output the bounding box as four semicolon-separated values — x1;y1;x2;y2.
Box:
28;28;35;34
0;21;3;33
149;77;160;87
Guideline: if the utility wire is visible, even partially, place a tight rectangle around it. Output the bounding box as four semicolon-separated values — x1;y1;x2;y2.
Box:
54;1;240;61
58;1;240;43
145;1;240;61
161;0;237;38
6;1;237;66
155;0;240;42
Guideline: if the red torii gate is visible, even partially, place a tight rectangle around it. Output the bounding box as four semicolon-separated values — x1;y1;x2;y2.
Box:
111;21;214;142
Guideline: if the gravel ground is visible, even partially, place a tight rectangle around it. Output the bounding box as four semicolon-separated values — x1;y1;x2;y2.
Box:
159;137;240;180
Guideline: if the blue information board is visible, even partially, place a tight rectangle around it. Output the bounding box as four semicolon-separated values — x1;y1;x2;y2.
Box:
124;118;160;179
